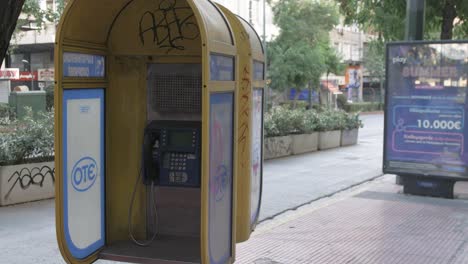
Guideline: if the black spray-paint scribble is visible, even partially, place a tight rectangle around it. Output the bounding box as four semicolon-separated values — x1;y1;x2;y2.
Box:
139;0;200;52
5;165;55;200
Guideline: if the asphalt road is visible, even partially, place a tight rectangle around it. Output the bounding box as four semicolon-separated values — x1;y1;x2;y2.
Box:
259;113;384;221
0;113;385;264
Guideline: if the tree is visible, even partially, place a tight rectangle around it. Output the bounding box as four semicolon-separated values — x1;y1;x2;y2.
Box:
0;0;66;64
0;0;26;64
337;0;468;41
267;0;341;107
362;40;386;103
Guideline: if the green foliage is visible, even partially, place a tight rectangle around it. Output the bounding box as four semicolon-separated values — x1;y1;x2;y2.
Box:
344;102;383;113
45;84;54;111
363;41;385;80
316;108;347;132
363;40;386;103
267;0;341;92
0;107;54;165
336;94;348;110
344;112;364;130
302;110;319;133
337;0;405;41
264;106;295;137
336;0;468;40
264;105;362;137
0;103;14;125
12;0;66;43
0;103;10;118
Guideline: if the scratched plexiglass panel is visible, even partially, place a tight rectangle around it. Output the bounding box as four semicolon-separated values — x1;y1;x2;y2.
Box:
208;92;234;264
196;0;234;45
238;17;264;55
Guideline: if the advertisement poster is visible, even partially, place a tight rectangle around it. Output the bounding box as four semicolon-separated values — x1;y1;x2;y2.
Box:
385;41;468;178
346;65;362;101
209;92;234;264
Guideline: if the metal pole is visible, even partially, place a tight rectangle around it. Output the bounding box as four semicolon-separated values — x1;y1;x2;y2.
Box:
397;0;425;186
263;0;268;109
358;31;363;102
405;0;425;41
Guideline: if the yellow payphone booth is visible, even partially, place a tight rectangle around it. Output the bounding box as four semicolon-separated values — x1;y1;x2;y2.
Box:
215;5;266;243
55;0;263;264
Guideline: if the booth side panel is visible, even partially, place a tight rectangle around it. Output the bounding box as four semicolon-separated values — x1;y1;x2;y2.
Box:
208;92;235;264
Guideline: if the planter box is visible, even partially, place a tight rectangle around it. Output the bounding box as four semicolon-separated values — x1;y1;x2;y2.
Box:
341;129;359;146
0;161;55;206
264;135;292;160
318;130;341;150
291;133;319;155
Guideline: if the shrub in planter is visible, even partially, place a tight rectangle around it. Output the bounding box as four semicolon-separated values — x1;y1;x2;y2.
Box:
316;109;346;150
341;112;364;146
0;108;54;165
316;109;346;132
291;110;319;154
0;103;14;126
0;108;55;206
264;106;296;159
264;106;295;137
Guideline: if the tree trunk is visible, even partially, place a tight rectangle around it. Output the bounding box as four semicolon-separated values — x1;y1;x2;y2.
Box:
292;88;301;109
307;81;312;109
440;0;456;40
0;0;26;64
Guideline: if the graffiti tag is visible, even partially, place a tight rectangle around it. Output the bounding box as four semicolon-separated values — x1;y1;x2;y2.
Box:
139;0;200;53
5;165;55;200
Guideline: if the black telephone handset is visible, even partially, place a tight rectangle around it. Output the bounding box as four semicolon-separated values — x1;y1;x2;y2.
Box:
143;129;161;185
143;121;201;187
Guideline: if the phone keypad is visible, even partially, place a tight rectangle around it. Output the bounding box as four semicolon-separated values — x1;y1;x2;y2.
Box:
169;153;188;171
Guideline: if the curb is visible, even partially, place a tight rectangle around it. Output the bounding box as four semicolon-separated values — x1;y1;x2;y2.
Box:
258;173;385;224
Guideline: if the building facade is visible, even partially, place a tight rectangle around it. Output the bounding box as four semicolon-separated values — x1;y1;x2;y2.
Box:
213;0;278;40
328;23;377;103
2;0;57;93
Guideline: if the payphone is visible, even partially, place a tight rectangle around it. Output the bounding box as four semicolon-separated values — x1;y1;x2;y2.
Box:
130;120;201;247
142;121;201;187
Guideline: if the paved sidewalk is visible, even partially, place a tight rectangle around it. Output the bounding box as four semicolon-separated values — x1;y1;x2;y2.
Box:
237;176;468;264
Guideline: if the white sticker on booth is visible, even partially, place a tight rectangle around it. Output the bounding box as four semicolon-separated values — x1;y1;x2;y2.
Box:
63;89;105;259
250;89;263;227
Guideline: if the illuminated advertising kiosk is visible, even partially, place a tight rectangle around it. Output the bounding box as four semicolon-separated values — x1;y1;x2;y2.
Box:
384;40;468;198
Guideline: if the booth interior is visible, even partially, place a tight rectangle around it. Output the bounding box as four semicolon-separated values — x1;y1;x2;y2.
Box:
103;2;204;262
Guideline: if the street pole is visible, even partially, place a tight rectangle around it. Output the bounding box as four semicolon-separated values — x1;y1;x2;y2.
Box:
263;0;268;109
30;73;34;91
397;0;425;186
405;0;425;41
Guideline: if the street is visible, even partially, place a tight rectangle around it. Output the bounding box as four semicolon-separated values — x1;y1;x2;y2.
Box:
260;113;383;221
0;113;384;264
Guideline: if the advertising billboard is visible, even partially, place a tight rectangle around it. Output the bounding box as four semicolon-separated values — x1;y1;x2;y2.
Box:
384;41;468;179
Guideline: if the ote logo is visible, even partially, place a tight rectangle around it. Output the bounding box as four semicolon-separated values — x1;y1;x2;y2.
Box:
72;157;98;192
